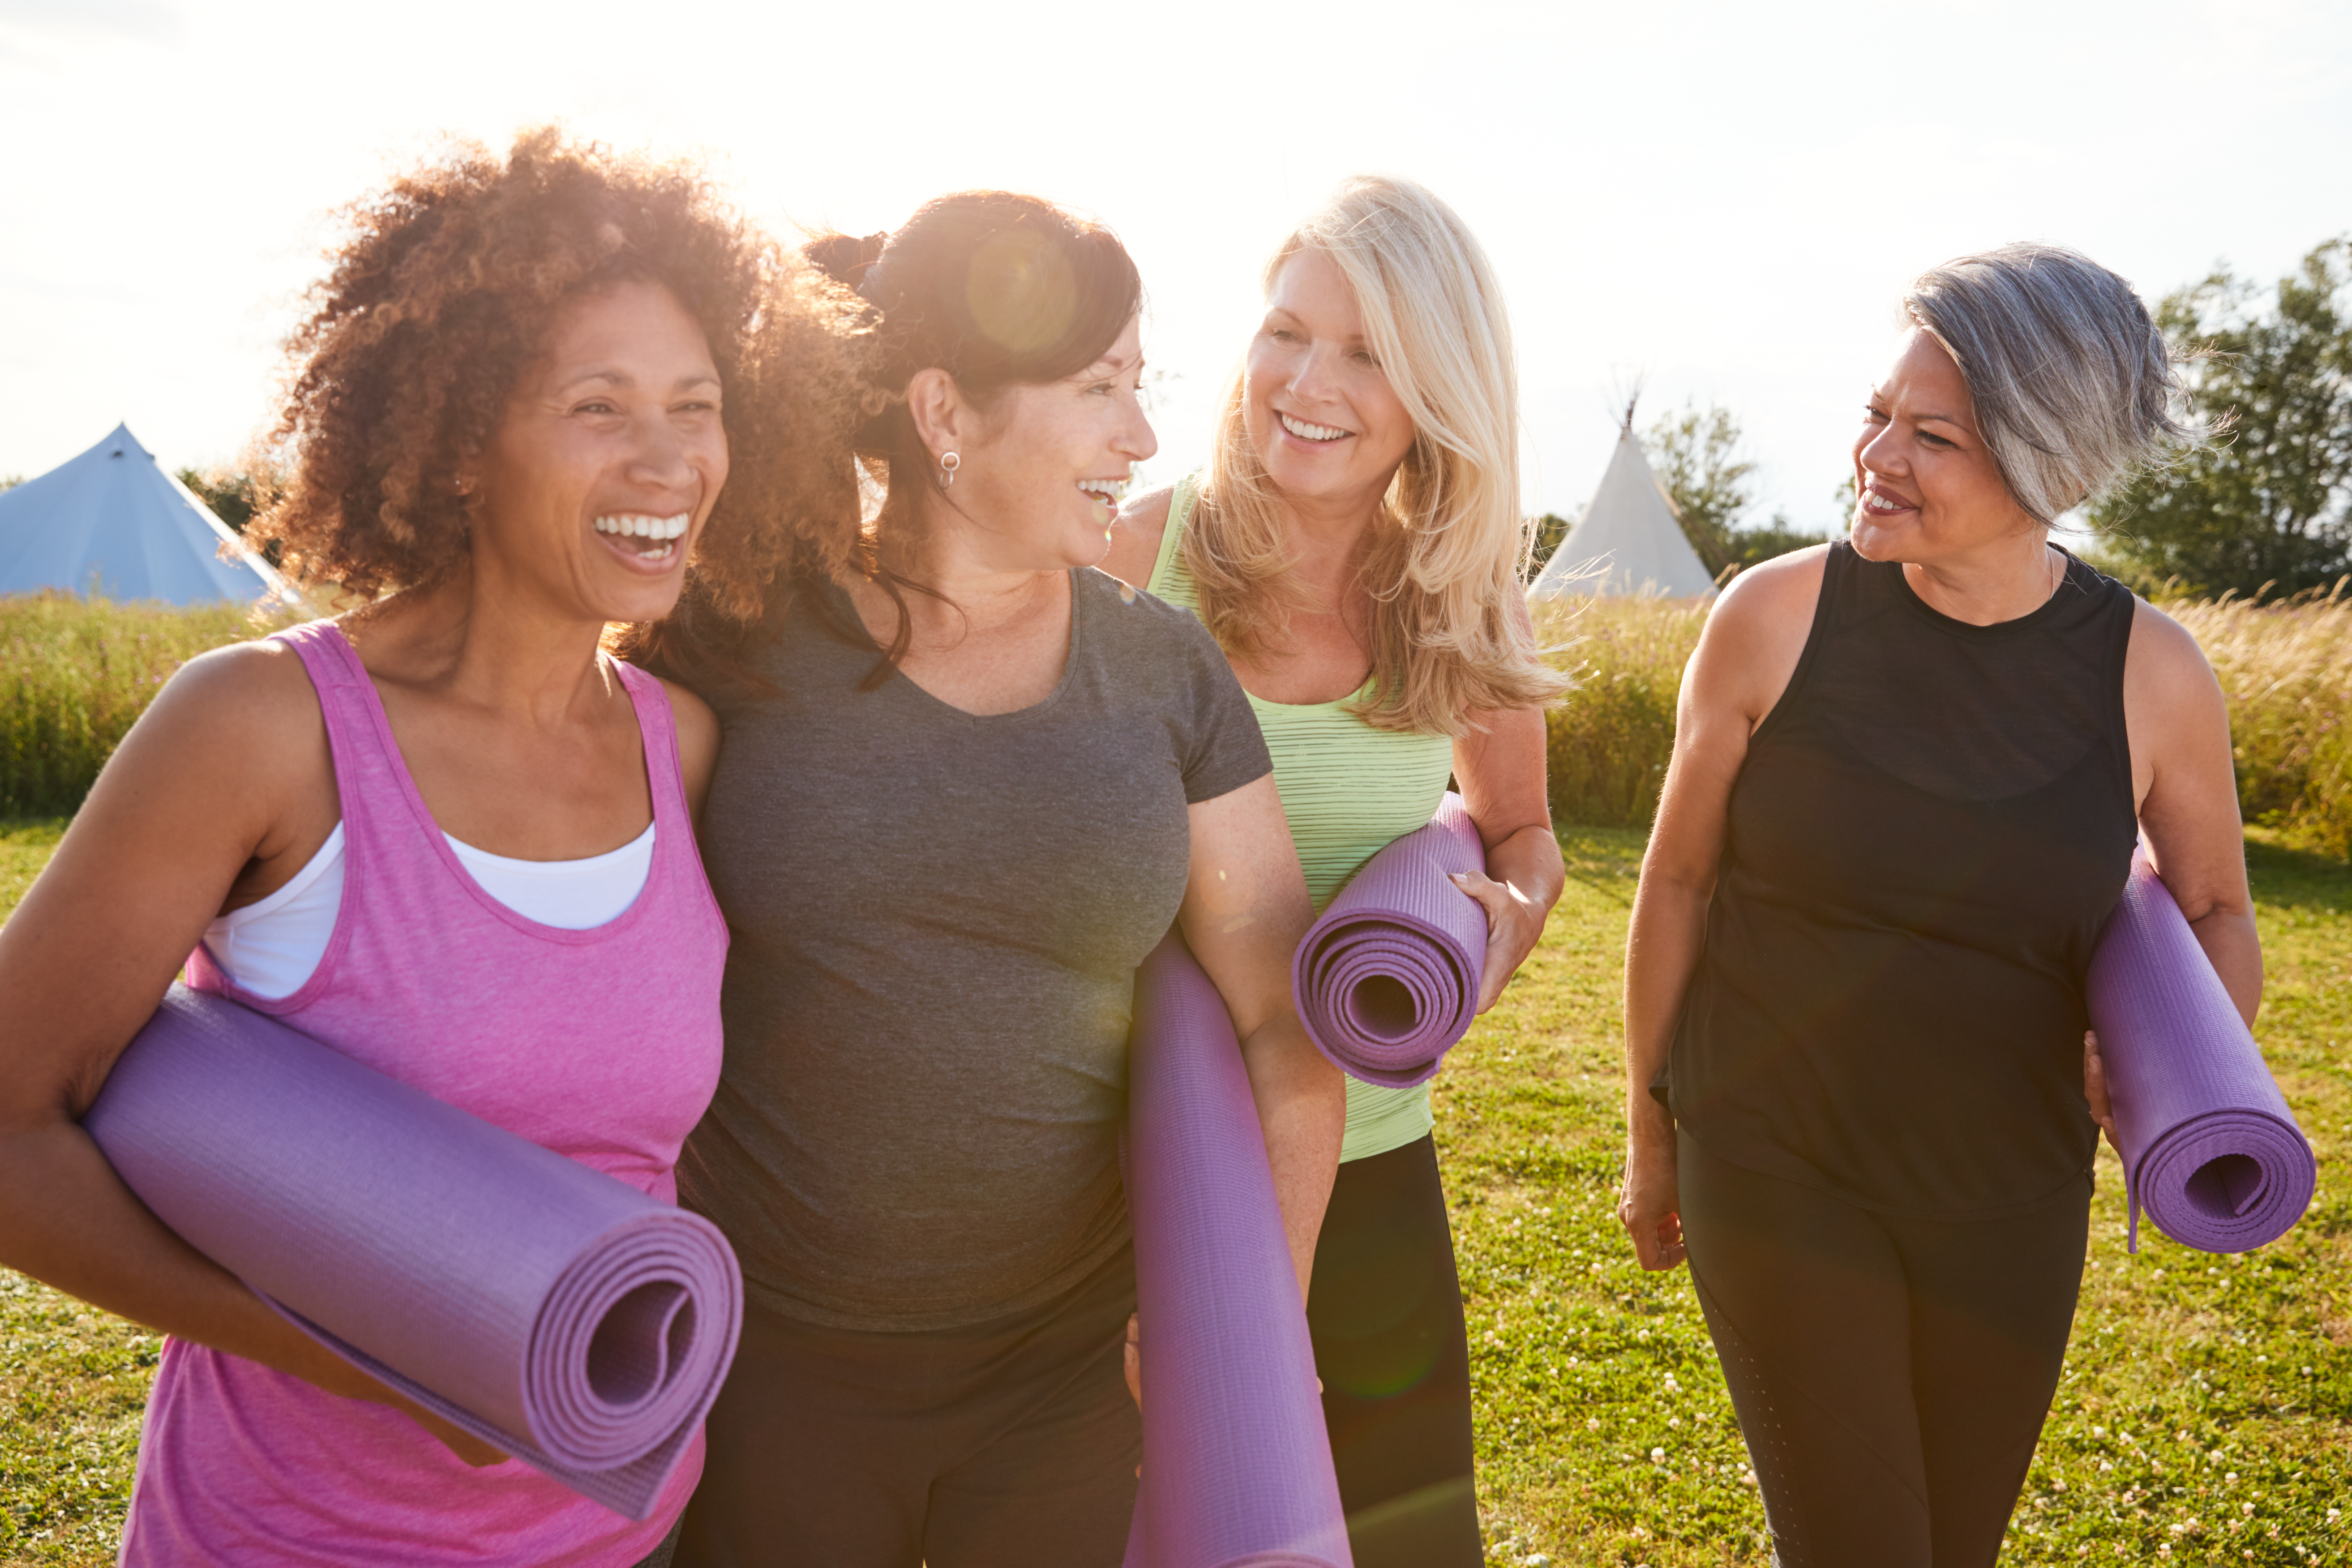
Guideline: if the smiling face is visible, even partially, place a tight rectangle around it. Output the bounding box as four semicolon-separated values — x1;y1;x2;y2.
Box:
946;312;1157;571
470;279;727;625
1242;246;1415;513
1848;327;2039;565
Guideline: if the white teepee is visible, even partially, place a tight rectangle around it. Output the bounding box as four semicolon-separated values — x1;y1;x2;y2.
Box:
1529;408;1718;600
0;423;298;605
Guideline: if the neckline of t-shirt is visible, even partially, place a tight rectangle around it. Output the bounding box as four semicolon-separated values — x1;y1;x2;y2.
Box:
1885;544;2093;639
829;570;1085;724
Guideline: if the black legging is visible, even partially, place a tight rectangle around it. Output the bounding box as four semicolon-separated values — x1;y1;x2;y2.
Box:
1307;1134;1482;1568
1677;1131;2091;1567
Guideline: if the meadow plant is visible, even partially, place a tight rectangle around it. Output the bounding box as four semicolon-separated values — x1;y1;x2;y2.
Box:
2168;580;2352;860
1534;596;1708;829
1539;585;2352;858
0;593;290;817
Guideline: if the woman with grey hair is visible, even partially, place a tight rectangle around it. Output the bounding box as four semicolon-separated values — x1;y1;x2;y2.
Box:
1617;243;2258;1564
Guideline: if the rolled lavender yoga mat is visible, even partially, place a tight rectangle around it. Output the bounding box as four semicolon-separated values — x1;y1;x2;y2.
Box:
1292;792;1489;1088
1124;932;1351;1568
82;985;741;1520
2085;852;2314;1254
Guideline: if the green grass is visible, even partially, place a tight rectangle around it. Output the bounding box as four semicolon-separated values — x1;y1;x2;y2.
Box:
3;823;2347;1565
1439;826;2352;1566
0;593;293;818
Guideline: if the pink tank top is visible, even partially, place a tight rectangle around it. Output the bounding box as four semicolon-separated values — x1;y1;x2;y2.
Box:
121;620;728;1568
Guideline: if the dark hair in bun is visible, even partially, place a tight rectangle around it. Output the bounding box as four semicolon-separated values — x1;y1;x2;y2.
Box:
801;191;1142;677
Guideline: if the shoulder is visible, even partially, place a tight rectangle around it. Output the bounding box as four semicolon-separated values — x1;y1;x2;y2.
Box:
649;675;721;814
141;634;326;754
1681;544;1832;724
1705;544;1832;643
1100;484;1177;590
88;631;331;846
2123;595;2211;675
1078;565;1212;648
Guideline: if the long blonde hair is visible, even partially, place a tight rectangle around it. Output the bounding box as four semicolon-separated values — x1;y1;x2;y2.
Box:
1187;176;1568;734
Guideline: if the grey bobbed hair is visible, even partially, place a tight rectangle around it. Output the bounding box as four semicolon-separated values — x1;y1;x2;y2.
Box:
1902;243;2195;523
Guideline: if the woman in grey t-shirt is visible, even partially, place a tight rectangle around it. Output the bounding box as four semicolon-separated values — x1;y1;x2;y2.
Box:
665;194;1346;1564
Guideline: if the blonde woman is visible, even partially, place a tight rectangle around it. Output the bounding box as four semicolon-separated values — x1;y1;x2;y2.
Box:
1104;176;1567;1568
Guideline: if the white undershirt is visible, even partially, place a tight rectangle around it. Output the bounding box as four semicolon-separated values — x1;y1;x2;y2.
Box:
201;822;656;1000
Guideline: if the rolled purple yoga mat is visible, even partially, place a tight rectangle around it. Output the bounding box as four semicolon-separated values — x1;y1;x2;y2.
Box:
1124;932;1351;1568
81;985;741;1520
2085;851;2314;1254
1292;792;1489;1088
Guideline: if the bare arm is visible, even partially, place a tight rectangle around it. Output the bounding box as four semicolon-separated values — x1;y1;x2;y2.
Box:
0;645;498;1462
2079;600;2265;1143
2124;601;2261;1021
1619;550;1824;1272
1178;775;1345;1302
1452;705;1565;1012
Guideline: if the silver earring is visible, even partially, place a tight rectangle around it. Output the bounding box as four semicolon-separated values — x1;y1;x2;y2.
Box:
937;451;960;491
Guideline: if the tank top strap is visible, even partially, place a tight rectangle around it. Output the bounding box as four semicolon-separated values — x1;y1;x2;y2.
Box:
610;659;695;849
266;619;414;864
1145;476;1201;610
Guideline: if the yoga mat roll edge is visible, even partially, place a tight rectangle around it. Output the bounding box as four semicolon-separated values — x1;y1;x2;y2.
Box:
1292;793;1489;1088
2085;851;2314;1254
82;985;741;1519
1125;931;1351;1568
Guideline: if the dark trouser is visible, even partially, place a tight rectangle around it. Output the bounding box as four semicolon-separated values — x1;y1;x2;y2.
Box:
675;1243;1140;1568
1676;1131;2091;1568
1307;1134;1482;1568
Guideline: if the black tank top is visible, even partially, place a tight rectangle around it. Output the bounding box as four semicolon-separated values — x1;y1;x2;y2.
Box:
1667;542;2139;1217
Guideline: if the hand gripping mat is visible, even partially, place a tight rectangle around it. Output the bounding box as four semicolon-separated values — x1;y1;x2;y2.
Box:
1124;933;1351;1568
1291;793;1489;1088
81;985;742;1519
2085;852;2315;1254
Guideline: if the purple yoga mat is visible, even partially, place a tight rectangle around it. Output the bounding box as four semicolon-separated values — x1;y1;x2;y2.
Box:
1124;932;1351;1568
2085;852;2314;1254
81;985;741;1520
1292;792;1489;1088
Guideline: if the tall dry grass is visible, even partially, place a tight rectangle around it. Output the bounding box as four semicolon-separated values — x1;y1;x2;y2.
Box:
1533;595;1709;828
1537;585;2352;856
2169;582;2352;859
0;593;291;817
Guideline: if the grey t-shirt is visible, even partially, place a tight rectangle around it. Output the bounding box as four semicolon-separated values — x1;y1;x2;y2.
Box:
684;569;1272;1330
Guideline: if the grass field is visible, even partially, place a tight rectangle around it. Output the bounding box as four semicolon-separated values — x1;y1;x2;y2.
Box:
2;820;2346;1565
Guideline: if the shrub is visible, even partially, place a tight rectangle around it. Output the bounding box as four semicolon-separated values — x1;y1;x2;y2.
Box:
0;594;288;817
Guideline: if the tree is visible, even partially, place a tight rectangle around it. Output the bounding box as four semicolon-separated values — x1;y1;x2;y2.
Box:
2090;238;2352;598
179;464;286;566
1642;401;1831;576
1523;512;1572;582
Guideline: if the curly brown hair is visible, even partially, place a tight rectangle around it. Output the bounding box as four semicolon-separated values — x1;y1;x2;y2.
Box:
253;125;870;659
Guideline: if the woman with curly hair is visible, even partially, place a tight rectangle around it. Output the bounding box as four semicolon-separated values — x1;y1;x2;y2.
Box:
668;191;1345;1566
0;129;856;1567
1098;175;1568;1568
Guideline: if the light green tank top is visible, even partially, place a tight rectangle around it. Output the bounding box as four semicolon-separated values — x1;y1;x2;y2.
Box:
1148;476;1458;1163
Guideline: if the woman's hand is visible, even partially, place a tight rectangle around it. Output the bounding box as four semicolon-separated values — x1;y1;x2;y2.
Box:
1449;865;1545;1013
2082;1030;2121;1154
1619;1139;1687;1272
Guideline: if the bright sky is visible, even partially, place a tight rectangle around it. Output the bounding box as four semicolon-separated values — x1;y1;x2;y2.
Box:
3;0;2346;532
